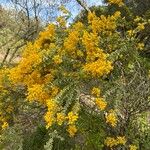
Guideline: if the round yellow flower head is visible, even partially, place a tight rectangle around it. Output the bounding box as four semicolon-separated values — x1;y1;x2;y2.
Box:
56;113;66;125
67;125;77;137
2;121;9;130
91;87;101;97
67;112;78;125
116;136;126;145
95;98;107;110
105;109;117;127
129;145;138;150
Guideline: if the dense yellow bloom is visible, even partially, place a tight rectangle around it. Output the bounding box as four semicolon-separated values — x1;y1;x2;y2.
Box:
88;11;120;33
56;113;66;125
37;24;55;47
67;125;77;137
23;70;42;87
108;0;124;7
64;30;79;56
46;99;58;111
44;111;55;129
91;87;101;97
27;84;49;104
44;99;58;128
9;43;42;84
67;112;78;125
105;110;117;127
4;8;125;145
129;145;138;150
95;98;107;110
83;59;113;77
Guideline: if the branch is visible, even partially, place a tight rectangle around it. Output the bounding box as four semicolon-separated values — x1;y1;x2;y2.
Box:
76;0;90;12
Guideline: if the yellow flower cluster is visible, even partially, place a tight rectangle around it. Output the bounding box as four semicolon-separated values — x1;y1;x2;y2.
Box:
37;24;55;48
0;111;9;131
82;26;113;77
88;11;121;33
108;0;124;7
95;98;107;110
4;6;120;140
64;30;80;56
1;121;9;130
91;87;101;97
137;43;144;50
137;23;145;30
56;113;66;125
67;125;77;137
105;110;117;127
27;84;49;104
134;16;142;22
66;112;78;137
105;136;126;148
67;112;78;125
129;145;138;150
44;99;58;129
9;43;42;85
53;55;63;64
83;59;113;77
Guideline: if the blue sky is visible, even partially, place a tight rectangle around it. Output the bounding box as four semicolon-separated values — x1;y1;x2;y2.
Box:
0;0;103;22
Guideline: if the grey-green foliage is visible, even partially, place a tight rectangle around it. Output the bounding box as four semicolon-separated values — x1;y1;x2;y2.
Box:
44;130;64;150
0;125;23;150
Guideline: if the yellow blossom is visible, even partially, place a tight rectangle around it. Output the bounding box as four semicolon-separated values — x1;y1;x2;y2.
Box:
134;16;142;22
113;11;121;18
46;99;58;112
137;43;144;50
67;112;78;125
91;87;101;97
105;137;117;147
83;59;113;77
127;30;134;37
44;111;55;129
53;55;62;64
27;84;49;104
137;23;145;30
105;136;126;148
129;145;138;150
56;113;66;125
95;98;107;110
67;125;77;137
116;136;126;145
108;0;124;7
44;99;58;128
2;121;9;130
105;110;117;127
